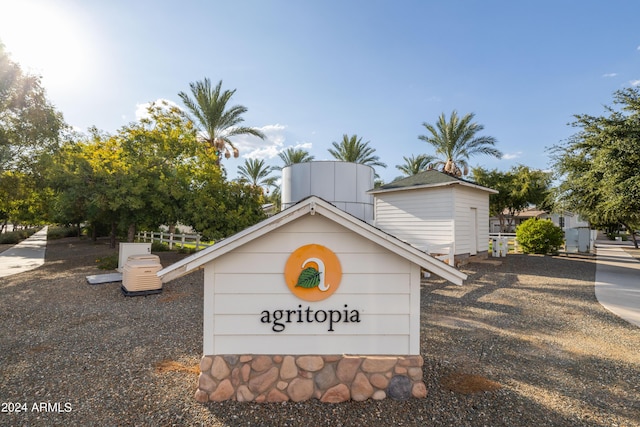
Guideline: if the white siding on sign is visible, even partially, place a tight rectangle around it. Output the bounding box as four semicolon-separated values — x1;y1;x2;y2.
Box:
202;214;421;355
374;187;454;250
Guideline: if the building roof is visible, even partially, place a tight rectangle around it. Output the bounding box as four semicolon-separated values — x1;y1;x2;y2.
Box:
157;196;467;285
509;207;548;218
368;170;498;195
493;207;549;219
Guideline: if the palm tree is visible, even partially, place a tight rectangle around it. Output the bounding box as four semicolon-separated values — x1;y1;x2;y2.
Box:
328;134;387;169
395;154;437;177
276;147;315;169
237;158;276;191
178;78;265;165
418;111;502;177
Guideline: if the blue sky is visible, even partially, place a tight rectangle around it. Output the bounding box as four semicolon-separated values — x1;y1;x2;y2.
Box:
1;0;638;184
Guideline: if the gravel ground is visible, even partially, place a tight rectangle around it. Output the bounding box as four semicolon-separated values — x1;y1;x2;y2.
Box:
1;237;639;426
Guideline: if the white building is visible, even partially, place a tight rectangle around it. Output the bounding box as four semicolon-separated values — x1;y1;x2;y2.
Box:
489;207;590;233
369;170;497;265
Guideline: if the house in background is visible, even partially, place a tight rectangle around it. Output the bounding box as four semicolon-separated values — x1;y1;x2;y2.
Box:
368;170;497;266
490;207;590;233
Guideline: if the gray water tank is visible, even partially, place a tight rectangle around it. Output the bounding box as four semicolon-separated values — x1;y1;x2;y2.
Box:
281;161;374;222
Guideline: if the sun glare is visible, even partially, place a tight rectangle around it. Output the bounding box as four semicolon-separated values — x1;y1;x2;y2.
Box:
0;1;99;95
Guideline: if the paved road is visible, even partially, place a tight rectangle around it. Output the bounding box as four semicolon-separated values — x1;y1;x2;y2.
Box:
0;227;48;278
595;241;640;328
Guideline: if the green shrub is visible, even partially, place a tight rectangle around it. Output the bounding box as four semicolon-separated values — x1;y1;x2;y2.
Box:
0;228;38;244
151;241;170;252
177;246;197;254
48;226;82;239
516;218;564;254
96;254;118;270
0;232;21;244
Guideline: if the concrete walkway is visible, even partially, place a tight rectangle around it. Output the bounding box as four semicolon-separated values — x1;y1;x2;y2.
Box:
0;226;48;278
595;241;640;328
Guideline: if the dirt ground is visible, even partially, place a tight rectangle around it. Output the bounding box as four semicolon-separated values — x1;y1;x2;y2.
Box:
0;236;639;426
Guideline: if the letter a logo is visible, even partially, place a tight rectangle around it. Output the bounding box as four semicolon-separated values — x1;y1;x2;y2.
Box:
284;244;342;301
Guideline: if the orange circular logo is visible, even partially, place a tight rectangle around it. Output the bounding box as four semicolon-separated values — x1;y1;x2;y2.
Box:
284;244;342;301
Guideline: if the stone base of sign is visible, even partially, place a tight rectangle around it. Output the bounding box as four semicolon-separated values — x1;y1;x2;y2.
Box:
195;354;426;403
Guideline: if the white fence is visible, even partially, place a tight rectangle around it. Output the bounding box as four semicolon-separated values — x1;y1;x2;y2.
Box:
137;231;213;251
489;233;518;255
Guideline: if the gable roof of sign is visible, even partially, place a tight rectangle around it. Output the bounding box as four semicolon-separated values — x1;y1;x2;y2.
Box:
157;195;467;285
369;170;498;195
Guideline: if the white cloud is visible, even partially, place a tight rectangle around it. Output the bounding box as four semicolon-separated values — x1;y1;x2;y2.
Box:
602;73;617;78
234;124;287;159
630;80;640;87
233;124;314;161
502;152;522;160
291;141;313;150
134;98;182;121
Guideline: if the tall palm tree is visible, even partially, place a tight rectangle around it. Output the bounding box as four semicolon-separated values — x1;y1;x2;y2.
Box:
276;147;315;169
237;158;276;191
328;134;387;169
178;78;265;165
418;110;502;176
395;154;437;177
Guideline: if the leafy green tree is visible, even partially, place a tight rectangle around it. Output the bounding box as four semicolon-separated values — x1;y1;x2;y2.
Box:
328;134;387;175
0;42;65;175
48;102;199;246
184;157;266;240
0;170;44;230
472;165;552;232
264;184;281;213
418;110;502;176
395;154;436;177
551;87;640;248
46;140;93;235
46;129;117;242
0;42;65;229
277;147;314;169
115;101;200;241
237;158;276;191
516;218;564;254
178;78;265;166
